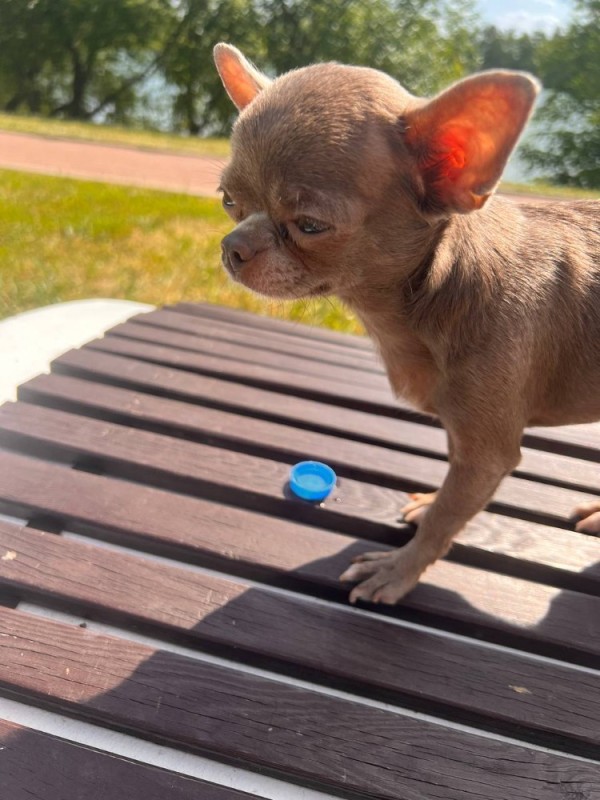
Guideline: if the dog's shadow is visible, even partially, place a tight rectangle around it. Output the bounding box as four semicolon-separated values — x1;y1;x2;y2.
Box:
3;537;600;797
290;539;600;660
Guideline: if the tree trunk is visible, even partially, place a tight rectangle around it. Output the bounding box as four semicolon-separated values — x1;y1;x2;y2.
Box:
184;84;200;135
51;46;91;119
5;93;24;112
69;47;88;119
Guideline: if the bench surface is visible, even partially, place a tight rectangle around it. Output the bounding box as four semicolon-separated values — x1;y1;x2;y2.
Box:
1;302;599;799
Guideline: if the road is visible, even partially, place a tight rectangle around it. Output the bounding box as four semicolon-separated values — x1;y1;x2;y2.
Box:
0;130;227;196
0;129;556;203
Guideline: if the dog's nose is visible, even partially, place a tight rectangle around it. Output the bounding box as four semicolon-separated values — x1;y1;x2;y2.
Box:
221;231;258;275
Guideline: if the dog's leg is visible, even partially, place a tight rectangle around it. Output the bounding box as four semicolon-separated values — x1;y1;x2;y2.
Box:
401;433;454;524
572;501;600;534
341;420;521;604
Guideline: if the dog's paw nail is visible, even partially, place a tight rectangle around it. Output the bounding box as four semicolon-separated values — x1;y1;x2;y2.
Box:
340;565;361;582
575;511;600;534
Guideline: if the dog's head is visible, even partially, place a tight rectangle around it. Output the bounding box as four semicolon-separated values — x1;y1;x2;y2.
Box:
214;44;539;300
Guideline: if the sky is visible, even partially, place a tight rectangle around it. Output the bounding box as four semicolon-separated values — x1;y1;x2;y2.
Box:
476;0;573;33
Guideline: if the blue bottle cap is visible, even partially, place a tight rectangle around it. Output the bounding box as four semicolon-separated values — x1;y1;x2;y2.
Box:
289;461;336;502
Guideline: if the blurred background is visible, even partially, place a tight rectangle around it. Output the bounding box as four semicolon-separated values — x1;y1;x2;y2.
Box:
0;0;598;329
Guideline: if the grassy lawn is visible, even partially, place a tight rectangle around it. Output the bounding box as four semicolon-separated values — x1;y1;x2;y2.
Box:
500;181;600;200
0;112;230;158
0;169;362;333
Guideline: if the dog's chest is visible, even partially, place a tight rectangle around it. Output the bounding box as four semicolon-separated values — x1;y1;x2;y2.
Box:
382;351;440;415
363;317;440;415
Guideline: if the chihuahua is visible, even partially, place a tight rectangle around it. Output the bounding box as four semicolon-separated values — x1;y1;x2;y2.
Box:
214;43;600;605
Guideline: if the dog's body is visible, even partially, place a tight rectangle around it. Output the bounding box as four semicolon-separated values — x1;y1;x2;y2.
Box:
214;46;600;604
361;197;600;426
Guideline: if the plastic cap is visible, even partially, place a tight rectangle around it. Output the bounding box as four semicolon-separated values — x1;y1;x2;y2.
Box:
289;461;336;502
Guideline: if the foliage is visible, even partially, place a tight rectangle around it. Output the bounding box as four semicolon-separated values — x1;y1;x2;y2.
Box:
2;0;596;185
259;0;480;95
520;94;600;188
0;0;480;133
0;0;175;120
161;0;264;135
519;0;600;188
162;0;481;135
478;25;546;72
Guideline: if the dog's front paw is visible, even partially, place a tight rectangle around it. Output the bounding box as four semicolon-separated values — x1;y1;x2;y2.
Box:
339;546;425;605
572;501;600;534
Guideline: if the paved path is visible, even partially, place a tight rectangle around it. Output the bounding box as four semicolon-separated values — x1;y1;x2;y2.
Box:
0;130;227;196
0;129;558;203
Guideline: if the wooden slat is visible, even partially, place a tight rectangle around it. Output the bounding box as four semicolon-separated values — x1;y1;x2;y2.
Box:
9;381;589;532
86;336;399;414
3;300;599;800
2;606;599;799
1;452;599;663
20;371;600;497
2;401;600;589
51;346;455;441
171;304;600;453
84;334;600;459
172;301;374;350
51;348;600;489
0;719;256;800
526;423;600;459
177;304;600;459
107;321;385;389
133;308;384;372
1;520;599;750
0;400;408;538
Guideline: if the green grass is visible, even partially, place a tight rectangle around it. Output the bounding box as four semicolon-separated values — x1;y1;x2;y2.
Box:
2;165;597;334
0;112;230;158
0;169;362;333
500;181;600;200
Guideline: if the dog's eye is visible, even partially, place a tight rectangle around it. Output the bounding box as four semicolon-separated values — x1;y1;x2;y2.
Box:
295;217;329;235
221;191;235;208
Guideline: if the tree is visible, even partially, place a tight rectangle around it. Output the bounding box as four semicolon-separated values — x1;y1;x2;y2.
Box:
0;0;482;133
260;0;480;96
161;0;264;135
520;0;600;187
0;0;56;114
47;0;177;120
478;25;545;73
162;0;481;135
0;0;177;120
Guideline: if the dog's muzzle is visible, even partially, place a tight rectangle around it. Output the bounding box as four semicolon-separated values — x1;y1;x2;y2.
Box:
221;214;274;278
221;229;259;277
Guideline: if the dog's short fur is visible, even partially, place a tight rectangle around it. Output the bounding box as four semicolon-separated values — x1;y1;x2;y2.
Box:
214;44;600;604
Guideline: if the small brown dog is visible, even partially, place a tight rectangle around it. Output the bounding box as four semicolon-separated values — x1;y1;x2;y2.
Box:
214;43;600;605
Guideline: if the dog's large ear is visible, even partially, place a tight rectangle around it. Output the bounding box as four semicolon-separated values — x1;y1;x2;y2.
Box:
213;43;271;110
404;71;540;214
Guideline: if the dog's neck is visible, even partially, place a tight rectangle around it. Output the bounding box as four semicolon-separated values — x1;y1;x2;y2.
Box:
344;196;522;336
339;241;442;412
338;197;523;413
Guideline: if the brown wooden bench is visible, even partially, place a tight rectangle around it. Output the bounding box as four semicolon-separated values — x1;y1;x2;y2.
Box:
1;301;599;799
